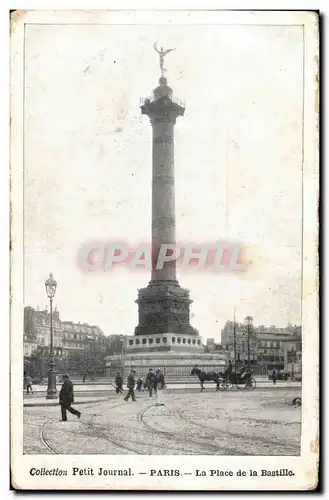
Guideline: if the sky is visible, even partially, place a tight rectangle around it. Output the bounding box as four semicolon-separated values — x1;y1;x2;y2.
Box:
24;23;303;341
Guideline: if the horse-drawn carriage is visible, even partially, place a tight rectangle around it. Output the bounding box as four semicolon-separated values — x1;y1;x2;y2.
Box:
191;366;256;391
218;370;256;391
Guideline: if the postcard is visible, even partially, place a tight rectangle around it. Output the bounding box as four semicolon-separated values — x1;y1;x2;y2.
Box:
10;9;319;490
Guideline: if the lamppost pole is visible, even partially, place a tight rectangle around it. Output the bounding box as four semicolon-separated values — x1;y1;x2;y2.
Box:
291;347;295;381
244;316;253;368
45;273;57;399
233;308;237;372
120;335;125;378
247;324;250;366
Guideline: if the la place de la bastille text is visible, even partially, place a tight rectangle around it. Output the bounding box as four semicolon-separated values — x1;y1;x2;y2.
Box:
30;468;295;478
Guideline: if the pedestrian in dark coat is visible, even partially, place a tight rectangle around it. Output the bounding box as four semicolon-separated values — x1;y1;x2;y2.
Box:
115;372;123;394
59;374;81;421
155;369;165;406
124;370;136;402
272;369;277;385
25;375;33;395
145;368;156;397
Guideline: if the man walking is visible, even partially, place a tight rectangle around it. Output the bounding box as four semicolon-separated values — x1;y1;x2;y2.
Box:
155;369;165;406
124;369;137;402
146;368;156;397
25;375;33;395
59;374;81;421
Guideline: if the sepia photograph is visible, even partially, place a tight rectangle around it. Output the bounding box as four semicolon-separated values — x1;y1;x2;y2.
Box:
10;9;319;490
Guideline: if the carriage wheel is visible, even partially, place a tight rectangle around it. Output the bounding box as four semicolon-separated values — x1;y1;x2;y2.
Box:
245;378;256;391
219;382;228;391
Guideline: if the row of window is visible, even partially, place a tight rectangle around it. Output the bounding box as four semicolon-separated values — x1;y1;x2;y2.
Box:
129;337;201;346
224;340;293;350
34;318;99;336
258;355;284;362
287;352;302;362
226;338;283;349
259;341;283;348
228;352;284;361
64;324;96;334
29;337;105;351
64;333;89;341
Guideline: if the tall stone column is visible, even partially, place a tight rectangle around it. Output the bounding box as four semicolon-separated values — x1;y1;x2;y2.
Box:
135;76;197;338
149;79;181;282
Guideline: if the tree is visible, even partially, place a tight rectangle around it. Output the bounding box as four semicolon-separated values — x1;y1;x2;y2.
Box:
66;344;107;378
25;347;69;382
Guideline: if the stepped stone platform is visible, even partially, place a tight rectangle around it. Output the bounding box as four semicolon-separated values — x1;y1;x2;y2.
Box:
105;340;226;378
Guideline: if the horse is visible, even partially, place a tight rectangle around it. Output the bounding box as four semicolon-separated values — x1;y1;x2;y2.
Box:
191;366;220;391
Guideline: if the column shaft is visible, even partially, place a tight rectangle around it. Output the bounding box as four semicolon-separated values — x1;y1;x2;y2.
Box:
151;120;176;281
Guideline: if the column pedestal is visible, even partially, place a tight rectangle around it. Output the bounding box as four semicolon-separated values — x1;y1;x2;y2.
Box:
135;281;198;336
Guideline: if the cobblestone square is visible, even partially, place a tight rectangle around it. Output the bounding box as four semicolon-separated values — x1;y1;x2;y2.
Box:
24;388;301;455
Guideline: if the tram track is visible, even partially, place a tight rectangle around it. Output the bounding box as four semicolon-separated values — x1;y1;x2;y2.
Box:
90;413;142;455
37;395;299;456
137;405;244;455
177;409;300;455
39;400;140;455
40;419;61;454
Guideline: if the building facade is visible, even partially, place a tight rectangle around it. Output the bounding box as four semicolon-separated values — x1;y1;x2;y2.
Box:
219;321;302;373
23;306;108;360
282;334;302;377
23;335;38;357
220;321;259;366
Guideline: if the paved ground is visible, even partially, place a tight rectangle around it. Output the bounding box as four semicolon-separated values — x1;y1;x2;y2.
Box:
24;388;301;455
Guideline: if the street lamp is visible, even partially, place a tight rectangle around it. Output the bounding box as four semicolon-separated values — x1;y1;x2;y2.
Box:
244;316;253;368
45;273;57;399
291;347;296;381
119;335;125;378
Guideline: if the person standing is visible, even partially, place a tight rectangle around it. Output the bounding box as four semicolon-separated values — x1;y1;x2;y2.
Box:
224;360;233;381
272;369;277;385
115;372;123;394
155;369;165;406
146;368;156;397
239;364;246;379
124;369;137;402
59;374;81;421
25;375;33;395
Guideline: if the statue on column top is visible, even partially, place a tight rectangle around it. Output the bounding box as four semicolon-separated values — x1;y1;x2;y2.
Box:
153;42;175;76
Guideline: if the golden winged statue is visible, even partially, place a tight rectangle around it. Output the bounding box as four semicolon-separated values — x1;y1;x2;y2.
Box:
153;42;175;76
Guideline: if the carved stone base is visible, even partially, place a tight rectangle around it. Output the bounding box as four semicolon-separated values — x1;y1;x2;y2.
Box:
135;281;198;336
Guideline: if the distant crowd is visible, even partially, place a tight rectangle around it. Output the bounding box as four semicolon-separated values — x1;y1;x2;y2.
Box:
114;368;166;405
